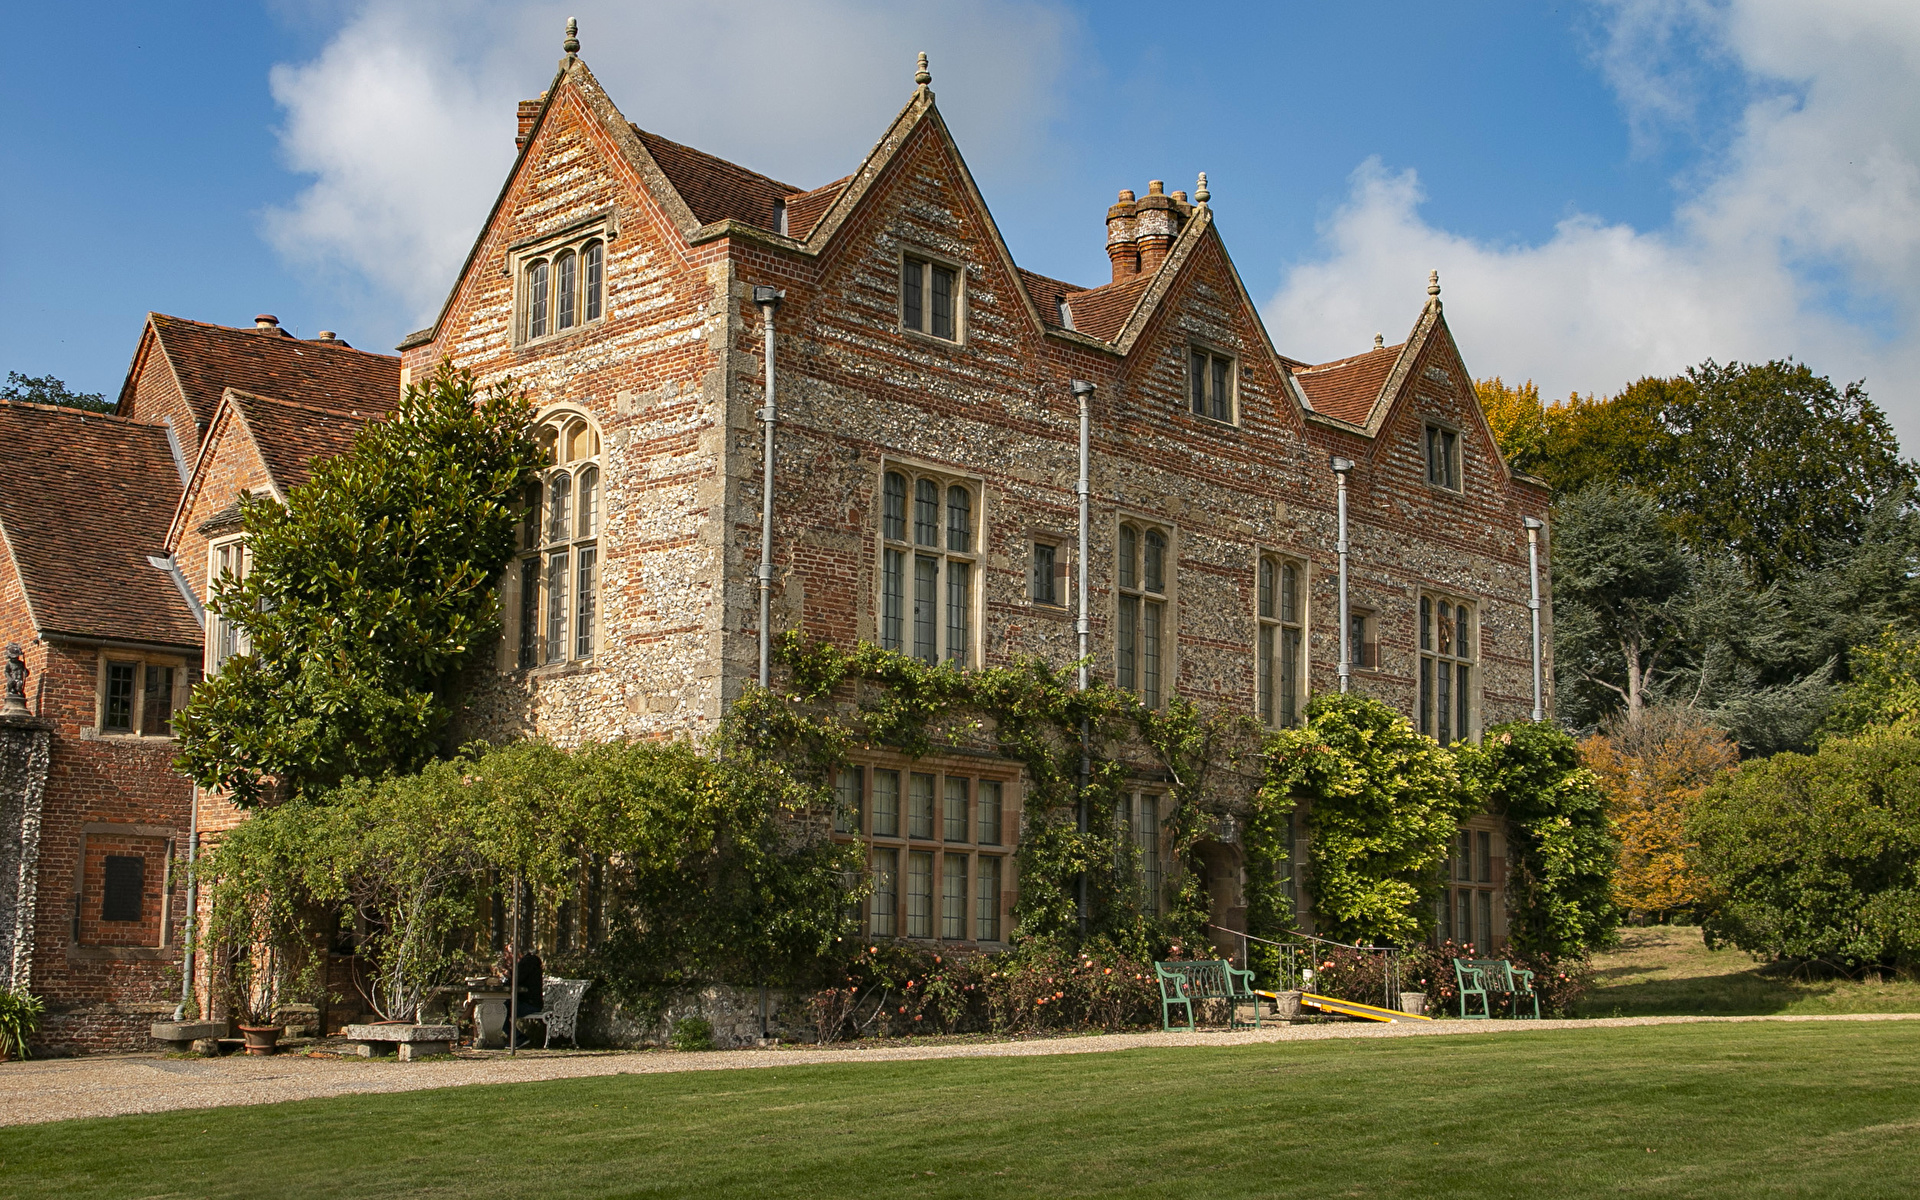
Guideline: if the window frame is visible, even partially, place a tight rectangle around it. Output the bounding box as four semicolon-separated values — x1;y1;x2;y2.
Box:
93;650;190;740
513;228;609;347
897;248;967;345
875;463;981;668
1256;553;1307;727
1028;535;1069;609
1348;606;1378;672
205;534;253;673
1435;819;1504;950
1418;592;1479;744
1187;344;1239;425
1424;421;1463;491
507;407;604;672
1116;790;1169;916
1115;518;1174;708
833;759;1017;947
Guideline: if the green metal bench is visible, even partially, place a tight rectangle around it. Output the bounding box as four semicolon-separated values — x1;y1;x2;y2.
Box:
1452;957;1540;1019
1154;960;1262;1032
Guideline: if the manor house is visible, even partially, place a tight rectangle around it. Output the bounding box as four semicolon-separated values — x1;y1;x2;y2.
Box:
0;32;1550;1051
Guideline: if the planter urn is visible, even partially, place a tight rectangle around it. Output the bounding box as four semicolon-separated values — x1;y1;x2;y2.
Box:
1399;992;1428;1017
238;1025;283;1055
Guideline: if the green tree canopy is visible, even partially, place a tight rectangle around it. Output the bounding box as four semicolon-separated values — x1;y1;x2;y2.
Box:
174;363;544;804
1;371;112;413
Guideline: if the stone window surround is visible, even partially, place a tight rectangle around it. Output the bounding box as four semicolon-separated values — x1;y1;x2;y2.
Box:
1423;417;1464;492
1186;342;1240;427
1117;789;1170;916
873;457;984;668
1254;549;1309;728
831;752;1020;948
1348;606;1380;672
507;209;616;348
205;533;251;674
1027;529;1072;612
68;821;178;962
508;405;604;672
1114;514;1177;709
1435;815;1507;950
1418;590;1480;745
89;648;190;741
896;245;968;347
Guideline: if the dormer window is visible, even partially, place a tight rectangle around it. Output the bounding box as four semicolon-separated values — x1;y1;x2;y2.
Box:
518;235;605;344
901;253;962;342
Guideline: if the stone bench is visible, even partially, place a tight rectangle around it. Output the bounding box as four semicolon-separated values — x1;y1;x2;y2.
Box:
150;1021;224;1054
344;1023;457;1061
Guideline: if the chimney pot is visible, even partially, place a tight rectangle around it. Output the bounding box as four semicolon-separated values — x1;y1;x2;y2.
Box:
1172;190;1187;205
317;331;337;342
255;314;280;330
1118;188;1135;203
1148;180;1165;195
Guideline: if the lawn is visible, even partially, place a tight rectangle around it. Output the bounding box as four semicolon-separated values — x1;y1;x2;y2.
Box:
1578;926;1920;1017
5;1021;1920;1198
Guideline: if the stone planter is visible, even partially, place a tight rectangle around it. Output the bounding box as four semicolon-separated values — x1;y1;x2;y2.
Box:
1268;990;1302;1021
1399;992;1428;1017
238;1025;283;1056
151;1020;224;1055
344;1023;456;1061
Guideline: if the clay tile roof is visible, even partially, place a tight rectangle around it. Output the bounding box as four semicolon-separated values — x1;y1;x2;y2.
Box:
1017;270;1090;329
229;390;391;494
0;402;201;647
1294;344;1404;425
631;126;803;231
1060;275;1155;343
144;314;400;432
784;176;851;240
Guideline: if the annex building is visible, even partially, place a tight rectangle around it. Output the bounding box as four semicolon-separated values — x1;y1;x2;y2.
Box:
0;33;1549;1052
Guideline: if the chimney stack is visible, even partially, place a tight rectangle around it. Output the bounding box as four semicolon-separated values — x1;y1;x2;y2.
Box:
1133;180;1188;276
1106;189;1138;282
254;314;283;334
516;94;546;149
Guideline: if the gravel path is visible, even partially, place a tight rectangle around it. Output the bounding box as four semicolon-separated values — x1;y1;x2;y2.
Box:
5;1012;1916;1128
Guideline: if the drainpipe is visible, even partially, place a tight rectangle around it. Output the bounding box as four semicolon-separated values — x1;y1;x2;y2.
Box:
1524;517;1545;722
175;784;198;1021
1331;457;1354;693
1071;380;1095;937
753;286;784;689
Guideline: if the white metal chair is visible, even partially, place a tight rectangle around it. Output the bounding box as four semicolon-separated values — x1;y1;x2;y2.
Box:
518;977;591;1049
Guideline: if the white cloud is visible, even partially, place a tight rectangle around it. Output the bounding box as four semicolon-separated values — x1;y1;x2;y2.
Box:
264;0;1076;333
1265;0;1920;448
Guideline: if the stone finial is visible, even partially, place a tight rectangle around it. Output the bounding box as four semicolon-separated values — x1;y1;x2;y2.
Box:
1428;269;1442;300
1374;333;1384;349
915;52;931;87
3;643;27;716
1194;172;1210;206
564;17;580;57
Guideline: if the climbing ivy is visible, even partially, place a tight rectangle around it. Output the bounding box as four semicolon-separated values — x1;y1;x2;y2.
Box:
772;634;1259;950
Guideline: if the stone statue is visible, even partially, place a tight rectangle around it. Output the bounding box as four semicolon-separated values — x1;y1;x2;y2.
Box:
2;643;26;716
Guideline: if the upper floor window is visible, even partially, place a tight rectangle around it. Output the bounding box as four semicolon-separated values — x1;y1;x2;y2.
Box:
879;468;977;666
1257;555;1303;727
1029;538;1066;607
1349;608;1378;670
1425;423;1461;490
900;254;961;342
1419;595;1476;743
208;538;251;670
1116;522;1170;707
513;410;602;669
97;651;189;738
520;236;605;344
1189;348;1236;423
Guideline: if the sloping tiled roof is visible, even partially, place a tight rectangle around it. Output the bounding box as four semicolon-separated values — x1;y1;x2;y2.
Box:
144;314;400;431
1294;344;1403;425
229;389;389;494
0;402;201;647
1017;269;1087;329
632;126;802;230
785;176;851;240
1061;275;1155;343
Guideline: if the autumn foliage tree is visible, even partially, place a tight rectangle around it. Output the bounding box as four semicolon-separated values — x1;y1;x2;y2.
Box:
1582;708;1736;921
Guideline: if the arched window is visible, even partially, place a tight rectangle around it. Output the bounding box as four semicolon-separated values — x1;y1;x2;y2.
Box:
519;232;609;343
1117;522;1171;707
513;409;604;669
555;251;577;330
878;467;977;666
1257;555;1305;727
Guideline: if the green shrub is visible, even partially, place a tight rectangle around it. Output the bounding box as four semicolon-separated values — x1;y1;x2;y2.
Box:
669;1017;715;1052
0;988;44;1059
1689;730;1920;969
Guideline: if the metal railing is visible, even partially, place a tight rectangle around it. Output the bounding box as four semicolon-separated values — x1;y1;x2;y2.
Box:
1208;924;1401;1014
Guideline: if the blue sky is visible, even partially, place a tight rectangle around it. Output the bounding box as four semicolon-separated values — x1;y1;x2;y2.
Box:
5;2;1917;446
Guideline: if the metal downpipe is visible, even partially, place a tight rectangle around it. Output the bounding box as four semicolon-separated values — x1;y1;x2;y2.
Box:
753;286;784;689
1332;457;1354;693
1072;380;1096;936
1525;516;1545;721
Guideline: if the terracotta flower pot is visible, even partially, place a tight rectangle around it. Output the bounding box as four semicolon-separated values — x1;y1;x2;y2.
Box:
239;1025;283;1056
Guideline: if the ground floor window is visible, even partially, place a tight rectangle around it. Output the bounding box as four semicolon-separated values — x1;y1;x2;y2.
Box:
835;763;1013;944
1435;825;1500;950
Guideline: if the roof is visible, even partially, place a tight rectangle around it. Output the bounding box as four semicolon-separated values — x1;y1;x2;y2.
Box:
1060;275;1155;343
228;389;388;494
0;402;202;647
133;314;400;432
1294;344;1404;425
1017;269;1085;328
631;126;802;230
784;176;850;240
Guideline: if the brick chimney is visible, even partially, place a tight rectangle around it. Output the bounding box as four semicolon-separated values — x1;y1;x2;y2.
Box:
516;95;546;149
254;314;287;336
1106;189;1138;282
1133;180;1189;276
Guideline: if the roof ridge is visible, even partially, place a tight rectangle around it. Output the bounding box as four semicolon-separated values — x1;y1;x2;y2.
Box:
1300;344;1404;374
628;124;805;194
225;387;391;418
0;397;172;429
150;312;400;362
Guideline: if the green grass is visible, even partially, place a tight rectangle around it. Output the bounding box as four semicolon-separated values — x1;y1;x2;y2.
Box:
1578;926;1920;1017
7;1022;1920;1197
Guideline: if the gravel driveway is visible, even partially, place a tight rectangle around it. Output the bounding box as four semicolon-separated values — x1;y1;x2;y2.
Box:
4;1012;1914;1127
